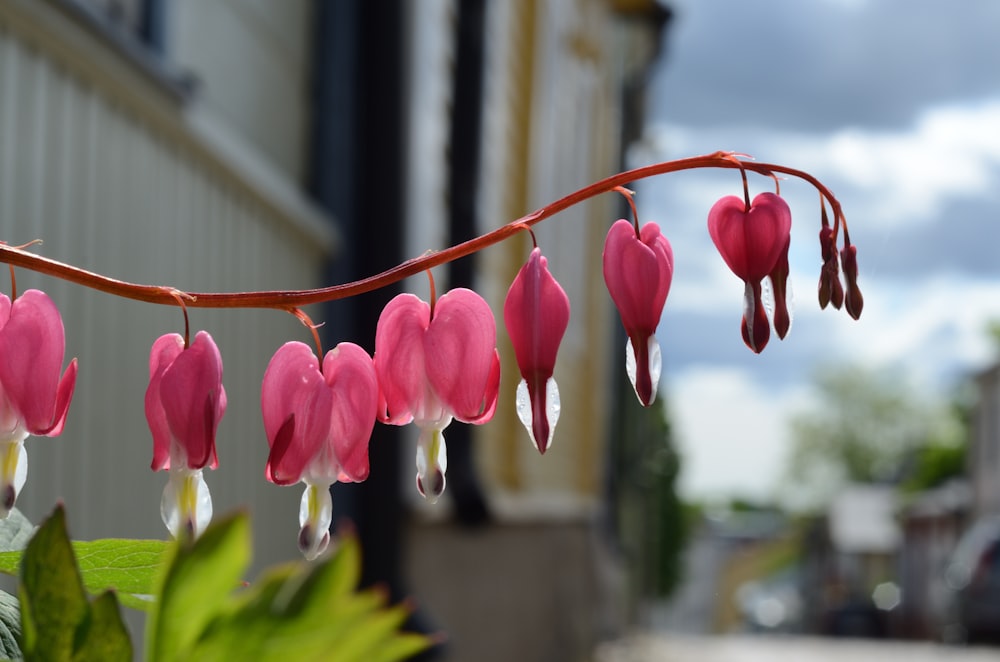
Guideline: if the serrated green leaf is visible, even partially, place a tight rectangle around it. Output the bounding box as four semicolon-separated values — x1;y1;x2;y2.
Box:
0;538;168;612
19;505;89;660
73;539;168;611
70;591;131;662
332;600;415;661
145;511;250;662
185;537;429;662
367;631;438;662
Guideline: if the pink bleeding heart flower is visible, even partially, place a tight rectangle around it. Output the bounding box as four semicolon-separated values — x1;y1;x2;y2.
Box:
0;289;78;518
707;192;792;353
375;288;500;501
146;330;226;539
602;219;673;407
503;247;570;454
262;341;378;560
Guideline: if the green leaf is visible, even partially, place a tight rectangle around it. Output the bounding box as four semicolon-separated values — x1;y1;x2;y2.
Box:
70;591;132;662
0;509;34;553
145;511;251;662
19;505;89;660
18;505;132;662
367;632;437;662
0;538;168;612
184;536;430;662
73;539;168;611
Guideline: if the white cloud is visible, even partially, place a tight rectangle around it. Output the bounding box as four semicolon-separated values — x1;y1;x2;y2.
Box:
643;99;1000;232
666;366;811;502
827;275;1000;386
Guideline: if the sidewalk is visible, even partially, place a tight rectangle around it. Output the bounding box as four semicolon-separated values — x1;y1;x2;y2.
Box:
594;634;1000;662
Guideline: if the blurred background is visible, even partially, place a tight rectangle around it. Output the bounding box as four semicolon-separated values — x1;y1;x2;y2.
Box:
1;0;999;661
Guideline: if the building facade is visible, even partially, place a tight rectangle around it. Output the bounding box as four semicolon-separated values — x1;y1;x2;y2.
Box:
0;1;669;658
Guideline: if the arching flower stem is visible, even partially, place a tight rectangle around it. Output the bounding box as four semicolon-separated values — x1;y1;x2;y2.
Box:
0;152;848;311
165;289;192;348
427;269;437;318
289;307;325;366
612;186;640;234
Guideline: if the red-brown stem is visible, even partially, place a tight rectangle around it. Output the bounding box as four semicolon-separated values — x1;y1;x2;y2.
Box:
0;152;845;311
612;185;640;233
523;224;537;249
165;289;192;348
290;308;324;361
738;163;751;211
427;269;437;318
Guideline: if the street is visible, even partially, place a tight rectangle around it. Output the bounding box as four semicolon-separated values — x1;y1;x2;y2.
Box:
595;634;1000;662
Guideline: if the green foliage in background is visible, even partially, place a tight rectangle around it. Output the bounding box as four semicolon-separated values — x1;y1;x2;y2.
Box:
609;372;688;601
0;505;429;662
785;364;967;507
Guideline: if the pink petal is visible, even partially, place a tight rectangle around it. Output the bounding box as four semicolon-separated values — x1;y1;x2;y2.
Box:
39;359;77;437
503;248;570;381
0;295;10;330
708;192;792;283
769;235;792;340
374;294;430;424
262;342;320;442
602;220;673;339
425;288;500;423
268;388;333;486
741;281;771;354
262;342;332;485
146;334;185;470
0;290;75;435
146;334;184;470
159;331;226;470
264;417;297;485
323;343;378;482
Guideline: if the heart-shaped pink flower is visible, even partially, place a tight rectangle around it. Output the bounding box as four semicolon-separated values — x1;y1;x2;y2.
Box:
262;340;378;559
708;192;792;353
145;330;227;538
375;287;501;500
708;192;791;282
0;289;77;518
602;219;673;406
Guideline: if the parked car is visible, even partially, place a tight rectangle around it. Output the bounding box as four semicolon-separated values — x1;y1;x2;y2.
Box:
943;516;1000;643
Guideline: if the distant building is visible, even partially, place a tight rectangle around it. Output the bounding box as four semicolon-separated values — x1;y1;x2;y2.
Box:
801;485;901;637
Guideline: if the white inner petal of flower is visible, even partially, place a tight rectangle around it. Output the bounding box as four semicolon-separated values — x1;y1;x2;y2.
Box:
161;468;213;539
415;427;448;502
761;277;775;316
298;482;333;561
514;377;561;451
785;279;795;331
0;437;27;519
625;337;661;405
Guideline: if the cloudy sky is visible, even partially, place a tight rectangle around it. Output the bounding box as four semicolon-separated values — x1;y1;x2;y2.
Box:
637;0;1000;503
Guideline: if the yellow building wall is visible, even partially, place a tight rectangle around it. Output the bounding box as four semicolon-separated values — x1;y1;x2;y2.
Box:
477;0;621;514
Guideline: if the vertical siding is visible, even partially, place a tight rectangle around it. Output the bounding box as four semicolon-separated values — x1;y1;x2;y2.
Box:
0;10;334;575
477;0;618;506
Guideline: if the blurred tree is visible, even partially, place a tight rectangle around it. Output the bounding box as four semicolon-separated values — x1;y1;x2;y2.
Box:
608;382;688;601
784;364;965;507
